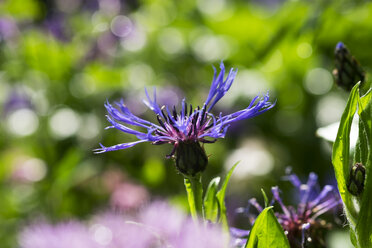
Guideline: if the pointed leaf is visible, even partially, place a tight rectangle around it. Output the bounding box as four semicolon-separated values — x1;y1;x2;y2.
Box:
216;162;239;229
203;177;221;222
354;89;372;247
332;83;360;226
261;189;269;208
245;207;290;248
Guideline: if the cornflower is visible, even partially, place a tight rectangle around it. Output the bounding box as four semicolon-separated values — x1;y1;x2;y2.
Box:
233;172;342;248
95;62;275;176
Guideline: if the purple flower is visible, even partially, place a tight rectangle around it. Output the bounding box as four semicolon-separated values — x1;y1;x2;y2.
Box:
19;201;226;248
232;172;342;248
19;221;100;248
95;62;274;176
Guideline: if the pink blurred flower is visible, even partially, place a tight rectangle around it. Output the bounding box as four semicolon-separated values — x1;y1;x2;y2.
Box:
19;221;100;248
110;182;149;210
19;201;227;248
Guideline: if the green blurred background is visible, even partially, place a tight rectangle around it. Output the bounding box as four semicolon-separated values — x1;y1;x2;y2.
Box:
1;0;371;246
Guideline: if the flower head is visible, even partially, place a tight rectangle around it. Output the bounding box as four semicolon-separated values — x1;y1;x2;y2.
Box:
95;62;275;176
232;172;342;248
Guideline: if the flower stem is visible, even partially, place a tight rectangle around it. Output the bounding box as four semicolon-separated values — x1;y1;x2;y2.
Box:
184;174;203;221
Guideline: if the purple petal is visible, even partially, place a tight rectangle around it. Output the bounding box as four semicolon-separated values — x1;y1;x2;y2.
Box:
93;140;148;153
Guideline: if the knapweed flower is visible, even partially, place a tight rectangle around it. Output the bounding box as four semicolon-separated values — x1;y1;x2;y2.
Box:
95;62;275;176
232;172;342;248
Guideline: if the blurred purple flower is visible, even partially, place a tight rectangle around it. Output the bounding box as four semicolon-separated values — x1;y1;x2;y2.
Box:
44;15;69;42
94;201;226;247
0;18;18;41
19;221;100;248
91;213;152;248
95;62;274;175
2;89;33;117
20;201;226;248
110;182;149;210
232;172;342;248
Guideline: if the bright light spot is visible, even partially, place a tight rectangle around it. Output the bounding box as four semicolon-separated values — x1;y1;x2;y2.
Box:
304;68;333;95
49;108;81;139
111;15;133;38
225;139;274;179
127;63;154;89
92;13;109;32
316;93;347;126
316;116;358;148
12;158;47;182
192;34;231;62
262;50;283;72
78;114;101;140
297;42;312;59
6;108;39;136
197;0;226;16
90;224;113;246
327;231;353;248
121;27;147;52
158;28;185;55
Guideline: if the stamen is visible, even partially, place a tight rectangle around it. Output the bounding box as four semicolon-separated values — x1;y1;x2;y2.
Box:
172;124;179;132
187;125;193;136
161;108;168;122
166;144;177;158
173;106;177;119
200;105;207;125
156;115;167;130
193;112;199;135
204;122;214;130
152;140;168;145
200;138;217;143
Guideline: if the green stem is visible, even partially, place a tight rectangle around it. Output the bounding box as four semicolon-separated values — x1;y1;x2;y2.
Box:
184;174;203;221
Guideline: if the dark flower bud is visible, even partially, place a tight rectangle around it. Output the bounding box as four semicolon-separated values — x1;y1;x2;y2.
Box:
333;42;365;91
174;141;208;177
347;163;365;196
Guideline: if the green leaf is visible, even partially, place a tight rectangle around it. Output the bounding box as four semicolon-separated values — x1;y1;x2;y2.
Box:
216;162;239;229
203;177;221;222
332;83;372;247
354;88;372;247
332;83;360;227
261;189;269;208
245;207;290;248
